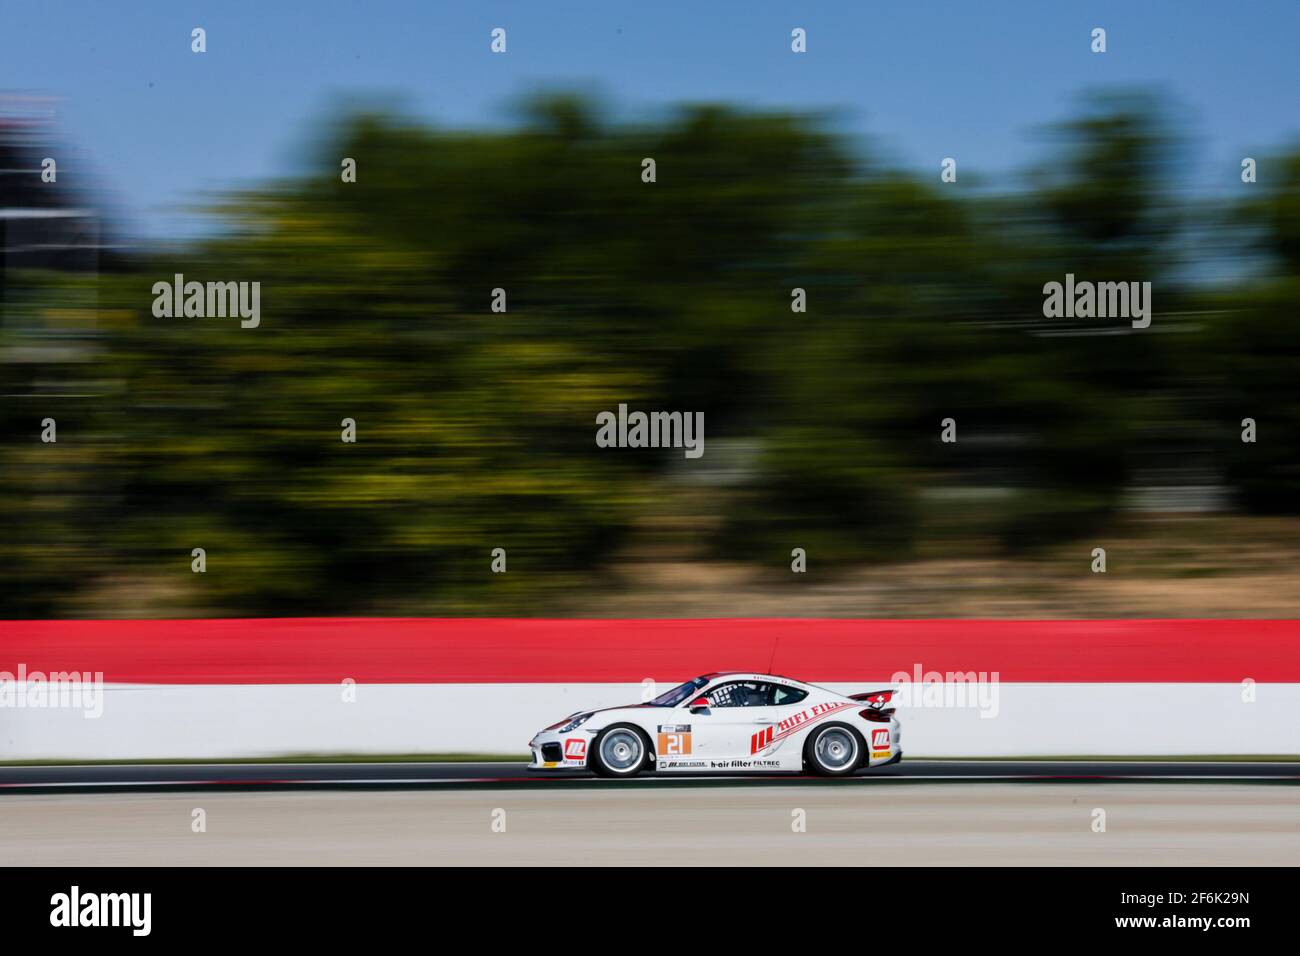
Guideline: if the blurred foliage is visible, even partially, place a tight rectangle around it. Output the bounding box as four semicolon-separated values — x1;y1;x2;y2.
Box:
0;90;1296;616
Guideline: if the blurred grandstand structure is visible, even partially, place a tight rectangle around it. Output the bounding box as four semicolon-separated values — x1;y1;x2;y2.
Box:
1;95;103;374
1;97;100;282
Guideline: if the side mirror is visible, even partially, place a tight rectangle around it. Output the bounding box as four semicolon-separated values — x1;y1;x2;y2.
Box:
689;697;711;713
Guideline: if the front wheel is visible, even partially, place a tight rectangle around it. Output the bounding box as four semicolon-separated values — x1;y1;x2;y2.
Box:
803;723;864;777
590;725;651;778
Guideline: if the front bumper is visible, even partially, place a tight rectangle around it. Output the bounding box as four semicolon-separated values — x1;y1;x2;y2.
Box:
527;729;595;771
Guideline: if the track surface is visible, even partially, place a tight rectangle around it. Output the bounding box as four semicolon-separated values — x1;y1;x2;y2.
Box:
3;759;1298;791
3;784;1297;865
5;763;1297;865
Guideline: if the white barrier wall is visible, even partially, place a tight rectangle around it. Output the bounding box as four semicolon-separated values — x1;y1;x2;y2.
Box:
3;682;1298;760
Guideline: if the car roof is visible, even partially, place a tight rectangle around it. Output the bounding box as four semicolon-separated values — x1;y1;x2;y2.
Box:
704;671;805;686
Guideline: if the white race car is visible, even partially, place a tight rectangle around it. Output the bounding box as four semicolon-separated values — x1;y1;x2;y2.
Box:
528;672;901;777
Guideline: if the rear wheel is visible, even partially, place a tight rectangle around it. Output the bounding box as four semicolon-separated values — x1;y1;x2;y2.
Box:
803;723;863;777
591;725;651;778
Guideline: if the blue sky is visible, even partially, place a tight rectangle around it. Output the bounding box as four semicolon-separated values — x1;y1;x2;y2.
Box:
6;0;1299;240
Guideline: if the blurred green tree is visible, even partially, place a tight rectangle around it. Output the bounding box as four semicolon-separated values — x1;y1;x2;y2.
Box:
0;91;1292;616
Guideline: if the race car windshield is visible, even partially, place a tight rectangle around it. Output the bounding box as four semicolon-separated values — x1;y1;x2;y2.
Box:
650;676;711;707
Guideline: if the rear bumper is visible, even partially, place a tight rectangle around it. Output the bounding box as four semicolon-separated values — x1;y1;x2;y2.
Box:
861;716;901;767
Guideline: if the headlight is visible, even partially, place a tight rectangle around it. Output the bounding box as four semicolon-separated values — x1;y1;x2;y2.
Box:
545;712;592;733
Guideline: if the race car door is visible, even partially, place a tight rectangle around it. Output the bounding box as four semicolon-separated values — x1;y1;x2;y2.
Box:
742;681;812;761
688;680;782;764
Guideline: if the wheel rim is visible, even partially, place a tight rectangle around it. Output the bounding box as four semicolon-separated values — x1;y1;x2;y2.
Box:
814;728;857;770
601;730;643;771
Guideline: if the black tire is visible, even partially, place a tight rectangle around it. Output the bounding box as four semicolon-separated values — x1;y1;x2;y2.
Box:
803;722;865;777
590;724;652;778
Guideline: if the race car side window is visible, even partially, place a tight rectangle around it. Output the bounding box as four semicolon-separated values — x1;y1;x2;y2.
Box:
707;681;776;707
703;682;741;706
771;684;809;706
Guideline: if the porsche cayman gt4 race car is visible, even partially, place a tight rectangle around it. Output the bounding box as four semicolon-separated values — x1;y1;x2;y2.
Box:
528;672;901;777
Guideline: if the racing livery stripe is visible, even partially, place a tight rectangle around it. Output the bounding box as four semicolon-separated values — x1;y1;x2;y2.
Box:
751;701;858;754
3;618;1299;684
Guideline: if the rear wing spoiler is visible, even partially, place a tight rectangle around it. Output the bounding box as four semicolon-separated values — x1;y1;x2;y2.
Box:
849;689;896;719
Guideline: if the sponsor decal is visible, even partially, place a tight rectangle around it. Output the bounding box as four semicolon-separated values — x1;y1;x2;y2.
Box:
564;738;587;761
658;759;707;770
710;759;782;770
870;727;891;758
750;700;857;753
778;700;855;734
657;724;692;756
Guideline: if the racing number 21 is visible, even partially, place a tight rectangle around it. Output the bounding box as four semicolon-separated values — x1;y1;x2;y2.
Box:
657;731;692;755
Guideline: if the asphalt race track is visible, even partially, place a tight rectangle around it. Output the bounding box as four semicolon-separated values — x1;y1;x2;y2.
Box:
4;761;1297;865
3;780;1298;866
2;759;1298;791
